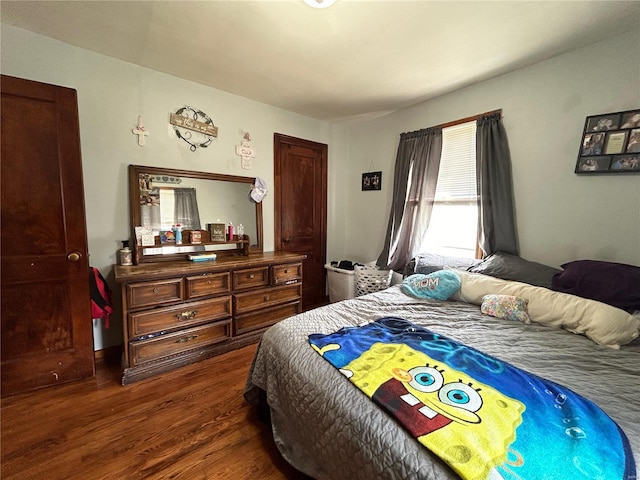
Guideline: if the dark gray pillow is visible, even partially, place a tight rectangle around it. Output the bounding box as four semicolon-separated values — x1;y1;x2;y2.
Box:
411;253;480;275
404;258;417;277
467;252;560;289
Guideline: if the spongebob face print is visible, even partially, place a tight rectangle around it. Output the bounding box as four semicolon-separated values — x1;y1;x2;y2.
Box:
309;318;634;480
341;343;525;479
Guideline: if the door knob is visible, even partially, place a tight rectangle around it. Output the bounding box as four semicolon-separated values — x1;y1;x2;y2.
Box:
67;252;81;262
283;238;290;243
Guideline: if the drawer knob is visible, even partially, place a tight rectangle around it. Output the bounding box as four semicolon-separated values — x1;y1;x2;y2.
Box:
249;274;255;279
263;294;270;302
175;334;198;343
284;269;289;274
175;310;198;321
153;287;159;294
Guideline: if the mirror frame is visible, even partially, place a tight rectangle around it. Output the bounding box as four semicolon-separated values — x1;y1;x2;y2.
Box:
128;164;263;263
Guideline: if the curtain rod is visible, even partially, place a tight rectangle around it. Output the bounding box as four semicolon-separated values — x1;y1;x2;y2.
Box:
437;108;502;130
402;109;502;136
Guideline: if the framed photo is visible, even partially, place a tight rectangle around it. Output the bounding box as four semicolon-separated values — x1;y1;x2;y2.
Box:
576;156;610;172
604;131;628;155
610;154;640;172
207;222;227;242
581;132;605;156
135;226;155;246
586;114;620;132
575;108;640;174
626;129;640;153
362;171;382;191
620;112;640;129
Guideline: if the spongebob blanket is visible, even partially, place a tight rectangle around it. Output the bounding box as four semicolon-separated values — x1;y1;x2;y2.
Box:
309;317;635;480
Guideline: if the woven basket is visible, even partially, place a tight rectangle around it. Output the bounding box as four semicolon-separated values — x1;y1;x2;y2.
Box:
354;265;392;297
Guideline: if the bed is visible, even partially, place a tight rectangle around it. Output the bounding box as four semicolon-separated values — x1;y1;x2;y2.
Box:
244;255;640;480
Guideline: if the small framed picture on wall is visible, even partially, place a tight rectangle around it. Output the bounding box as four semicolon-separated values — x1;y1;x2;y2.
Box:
575;108;640;174
610;154;640;171
576;156;610;172
362;171;382;191
626;129;640;153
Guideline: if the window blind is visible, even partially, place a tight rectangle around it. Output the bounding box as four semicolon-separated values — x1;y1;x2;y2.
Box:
435;121;477;201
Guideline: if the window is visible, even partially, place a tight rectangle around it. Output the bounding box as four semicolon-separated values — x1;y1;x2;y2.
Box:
159;188;176;231
418;120;478;258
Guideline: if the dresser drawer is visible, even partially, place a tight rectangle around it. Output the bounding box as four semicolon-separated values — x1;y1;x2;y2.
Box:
126;278;183;309
232;267;269;291
129;296;232;339
234;302;300;336
185;272;230;299
233;283;302;315
130;320;232;366
271;262;302;285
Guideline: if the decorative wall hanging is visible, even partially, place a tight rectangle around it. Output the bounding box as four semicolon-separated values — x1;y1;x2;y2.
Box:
132;115;150;146
575;108;640;173
250;177;267;203
149;175;182;185
169;106;218;152
235;132;256;170
362;171;382;191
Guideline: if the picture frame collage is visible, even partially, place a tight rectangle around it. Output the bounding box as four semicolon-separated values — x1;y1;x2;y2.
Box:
575;108;640;174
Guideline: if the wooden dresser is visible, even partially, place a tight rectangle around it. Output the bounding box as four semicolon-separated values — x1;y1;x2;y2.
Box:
114;251;305;384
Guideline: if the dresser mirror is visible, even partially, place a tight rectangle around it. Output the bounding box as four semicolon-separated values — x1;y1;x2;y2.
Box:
129;164;263;263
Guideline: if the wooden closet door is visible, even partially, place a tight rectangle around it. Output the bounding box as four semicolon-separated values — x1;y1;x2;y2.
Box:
1;75;94;396
274;134;328;310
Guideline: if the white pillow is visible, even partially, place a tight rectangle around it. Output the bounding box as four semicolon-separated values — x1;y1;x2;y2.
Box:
449;269;640;348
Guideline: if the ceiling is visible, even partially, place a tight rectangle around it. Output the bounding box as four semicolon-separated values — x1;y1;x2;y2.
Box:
2;1;639;123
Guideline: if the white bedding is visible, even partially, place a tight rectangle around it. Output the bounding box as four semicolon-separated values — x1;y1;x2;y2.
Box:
451;269;640;348
245;285;639;480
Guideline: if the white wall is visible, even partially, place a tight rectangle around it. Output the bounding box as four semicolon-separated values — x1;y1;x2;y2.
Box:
339;29;640;269
1;25;332;350
3;24;639;350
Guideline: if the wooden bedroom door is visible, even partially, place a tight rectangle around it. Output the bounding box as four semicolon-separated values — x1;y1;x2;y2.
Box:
1;75;94;396
274;133;328;310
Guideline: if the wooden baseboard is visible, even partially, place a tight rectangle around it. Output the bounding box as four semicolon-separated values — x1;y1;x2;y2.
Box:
94;345;122;366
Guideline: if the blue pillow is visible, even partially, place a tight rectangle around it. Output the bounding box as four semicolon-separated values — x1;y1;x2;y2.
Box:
401;271;461;300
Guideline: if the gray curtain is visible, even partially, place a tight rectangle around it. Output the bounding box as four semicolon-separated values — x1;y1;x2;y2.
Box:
377;127;443;271
476;113;519;256
175;188;201;230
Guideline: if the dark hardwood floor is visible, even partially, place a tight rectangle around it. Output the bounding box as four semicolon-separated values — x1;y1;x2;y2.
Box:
1;344;308;480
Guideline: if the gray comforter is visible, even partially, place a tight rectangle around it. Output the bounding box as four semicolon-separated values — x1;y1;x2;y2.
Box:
245;286;639;479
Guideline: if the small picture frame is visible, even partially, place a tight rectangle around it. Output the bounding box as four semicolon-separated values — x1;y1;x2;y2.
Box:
581;132;605;156
586;114;620;132
620;112;640;129
610;154;640;172
576;156;610;172
135;226;155;246
604;131;628;155
626;128;640;153
575;108;640;174
207;223;227;242
190;230;203;244
161;229;175;244
362;171;382;191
